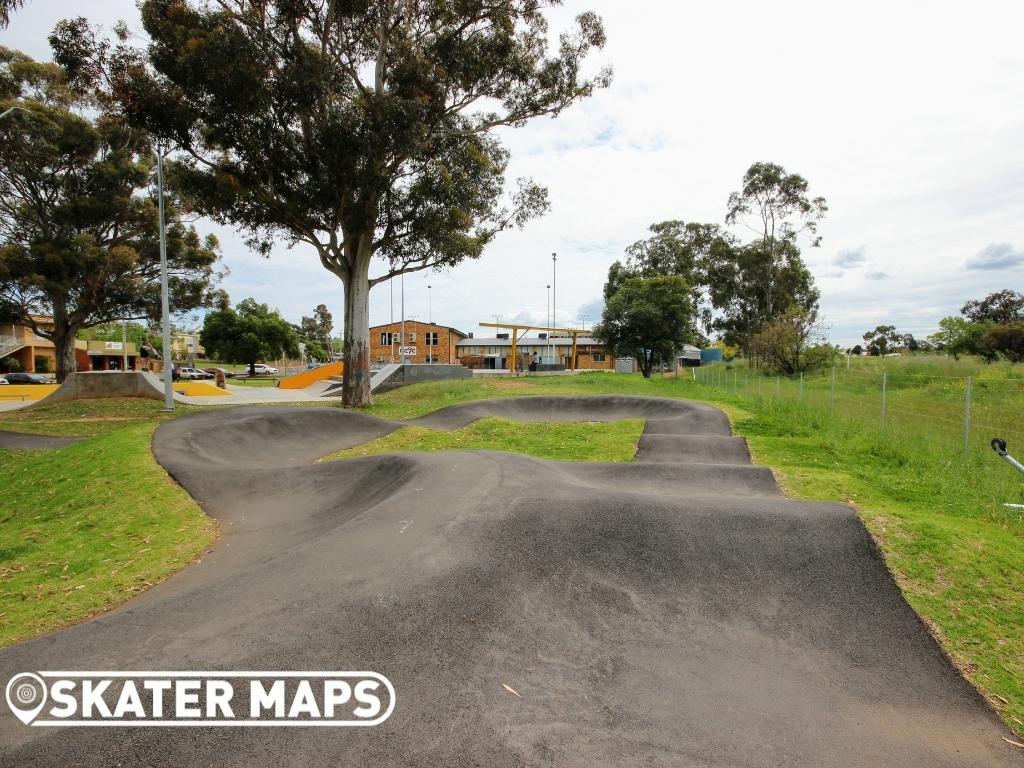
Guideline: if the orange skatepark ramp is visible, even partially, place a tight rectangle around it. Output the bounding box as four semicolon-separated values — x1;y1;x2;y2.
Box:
277;361;344;389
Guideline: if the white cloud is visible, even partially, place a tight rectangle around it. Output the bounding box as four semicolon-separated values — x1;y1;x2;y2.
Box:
966;242;1024;271
835;246;868;269
3;0;1023;347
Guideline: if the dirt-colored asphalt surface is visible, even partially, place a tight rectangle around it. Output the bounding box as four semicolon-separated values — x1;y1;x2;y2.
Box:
1;396;1020;767
0;429;82;450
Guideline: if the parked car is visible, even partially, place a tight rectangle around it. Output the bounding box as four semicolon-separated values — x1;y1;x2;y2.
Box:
3;372;52;384
0;375;8;384
202;367;235;379
176;367;214;380
250;364;278;375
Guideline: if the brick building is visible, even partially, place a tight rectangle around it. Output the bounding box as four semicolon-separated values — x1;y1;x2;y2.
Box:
0;316;57;373
456;335;615;371
369;320;468;365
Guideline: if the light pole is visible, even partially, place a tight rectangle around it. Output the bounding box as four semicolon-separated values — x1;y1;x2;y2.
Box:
552;252;557;365
427;284;433;364
400;272;405;364
121;319;128;371
546;284;551;364
157;142;174;411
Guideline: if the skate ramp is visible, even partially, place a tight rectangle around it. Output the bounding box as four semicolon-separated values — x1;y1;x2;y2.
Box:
277;361;344;389
1;395;1019;767
29;371;189;407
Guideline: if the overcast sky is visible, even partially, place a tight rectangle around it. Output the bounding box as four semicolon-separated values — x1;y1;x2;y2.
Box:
4;1;1022;346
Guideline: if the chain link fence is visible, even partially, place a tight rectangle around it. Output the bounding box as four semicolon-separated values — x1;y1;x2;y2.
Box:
689;362;1024;517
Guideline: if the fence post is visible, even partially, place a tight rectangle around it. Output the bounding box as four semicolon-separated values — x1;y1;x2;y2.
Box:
963;376;972;460
880;372;888;434
830;366;836;413
799;372;804;402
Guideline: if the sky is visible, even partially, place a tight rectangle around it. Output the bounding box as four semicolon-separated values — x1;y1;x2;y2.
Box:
3;0;1023;347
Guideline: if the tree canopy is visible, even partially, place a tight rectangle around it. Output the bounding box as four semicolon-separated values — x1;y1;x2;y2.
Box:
725;162;826;324
960;290;1024;326
862;325;901;356
593;275;695;378
66;0;610;405
0;45;220;381
750;307;835;375
201;298;299;375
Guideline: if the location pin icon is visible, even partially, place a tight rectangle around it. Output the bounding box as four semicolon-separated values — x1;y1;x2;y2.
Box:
5;673;47;725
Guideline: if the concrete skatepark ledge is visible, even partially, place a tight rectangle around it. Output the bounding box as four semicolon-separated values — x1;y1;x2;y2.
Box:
0;395;1020;767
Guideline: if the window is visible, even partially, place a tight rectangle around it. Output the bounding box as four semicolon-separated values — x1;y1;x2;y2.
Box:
425;355;439;363
407;332;416;343
593;353;606;362
379;332;394;346
426;332;438;346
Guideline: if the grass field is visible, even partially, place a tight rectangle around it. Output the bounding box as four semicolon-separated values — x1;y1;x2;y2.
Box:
326;416;644;463
0;422;217;646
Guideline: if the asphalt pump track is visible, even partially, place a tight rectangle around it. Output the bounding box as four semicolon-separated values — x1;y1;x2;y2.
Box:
1;395;1020;766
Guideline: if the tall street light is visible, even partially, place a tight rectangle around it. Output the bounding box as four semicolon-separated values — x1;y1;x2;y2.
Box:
552;252;557;365
156;141;174;411
427;283;433;364
546;284;551;364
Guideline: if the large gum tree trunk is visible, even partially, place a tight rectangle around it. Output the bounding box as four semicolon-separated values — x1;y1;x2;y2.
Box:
49;301;78;383
341;244;373;407
54;332;78;383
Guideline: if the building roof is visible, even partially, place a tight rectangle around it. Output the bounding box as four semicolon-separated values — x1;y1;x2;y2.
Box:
457;336;605;347
370;320;468;338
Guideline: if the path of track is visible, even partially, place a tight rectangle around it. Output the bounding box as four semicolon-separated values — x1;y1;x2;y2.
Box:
0;429;83;450
1;396;1019;767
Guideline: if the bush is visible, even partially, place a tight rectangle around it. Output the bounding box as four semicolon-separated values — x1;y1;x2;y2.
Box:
0;357;23;373
33;355;50;373
978;323;1024;363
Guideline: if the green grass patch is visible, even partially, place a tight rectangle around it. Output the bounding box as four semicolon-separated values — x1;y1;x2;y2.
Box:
326;416;644;463
0;423;217;647
0;398;204;437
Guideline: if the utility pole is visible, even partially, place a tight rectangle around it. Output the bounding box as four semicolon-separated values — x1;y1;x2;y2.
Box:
400;272;406;364
157;142;174;411
552;252;557;366
546;284;551;364
427;284;433;364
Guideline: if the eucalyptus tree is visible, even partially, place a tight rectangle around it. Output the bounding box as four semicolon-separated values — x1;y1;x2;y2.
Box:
725;162;827;323
0;46;220;381
92;0;611;406
0;0;26;29
704;239;819;358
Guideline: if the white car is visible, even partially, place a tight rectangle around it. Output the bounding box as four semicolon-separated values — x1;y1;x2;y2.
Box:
177;367;213;380
0;375;8;384
251;364;278;375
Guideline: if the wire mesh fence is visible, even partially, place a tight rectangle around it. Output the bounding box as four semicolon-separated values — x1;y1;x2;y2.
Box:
689;362;1024;522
